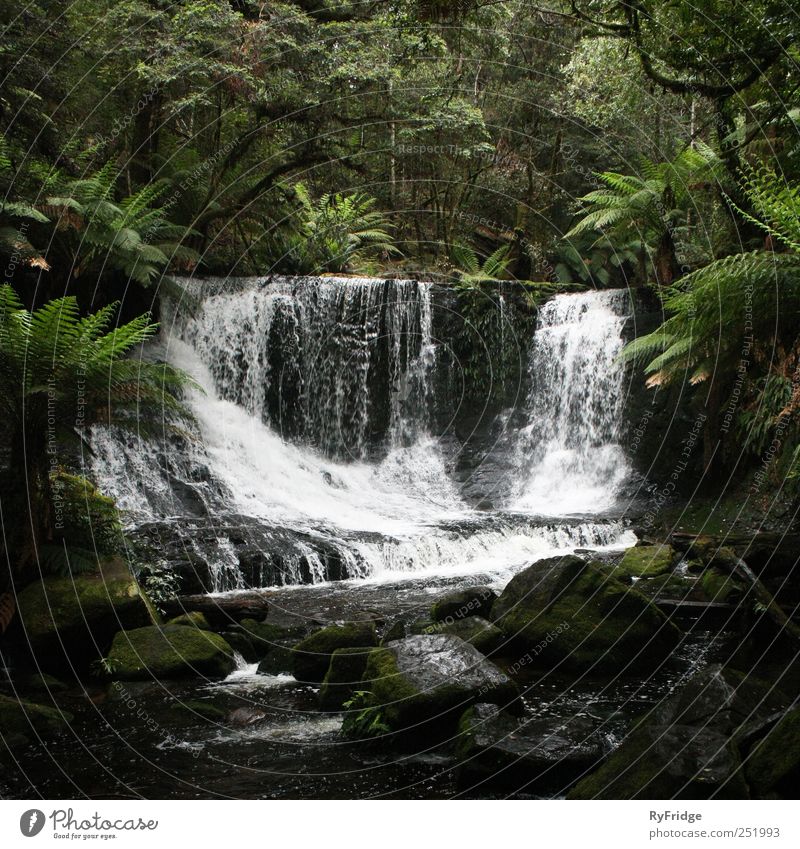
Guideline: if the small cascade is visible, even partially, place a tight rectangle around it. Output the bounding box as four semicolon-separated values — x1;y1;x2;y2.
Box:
510;289;632;515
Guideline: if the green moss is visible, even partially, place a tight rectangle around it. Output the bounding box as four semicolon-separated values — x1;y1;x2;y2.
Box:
614;544;675;579
167;611;210;629
494;558;680;671
700;568;745;603
239;618;306;651
320;647;374;710
107;625;235;680
0;694;72;737
745;709;800;796
17;570;156;649
292;621;377;682
360;647;419;728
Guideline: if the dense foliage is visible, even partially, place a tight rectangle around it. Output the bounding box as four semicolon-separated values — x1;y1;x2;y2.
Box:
1;0;800;580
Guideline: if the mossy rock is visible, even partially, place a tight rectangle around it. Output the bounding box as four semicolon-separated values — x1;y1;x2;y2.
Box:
166;612;210;630
568;723;748;799
357;634;518;733
15;562;157;671
0;693;73;738
218;631;257;661
15;672;70;694
491;555;681;671
699;568;746;603
238;618;307;654
744;708;800;797
292;621;378;683
430;586;497;623
569;666;782;800
107;625;235;680
613;544;676;580
257;639;296;675
319;646;374;710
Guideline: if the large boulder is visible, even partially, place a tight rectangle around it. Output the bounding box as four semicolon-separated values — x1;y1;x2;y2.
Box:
0;694;73;747
744;708;800;798
15;560;157;672
431;586;498;623
292;621;378;683
107;625;236;680
356;634;518;733
569;665;785;799
491;554;681;671
456;703;605;794
319;646;374;710
415;617;506;657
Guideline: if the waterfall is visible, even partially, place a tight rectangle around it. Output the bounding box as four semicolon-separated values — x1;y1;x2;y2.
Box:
171;276;435;458
90;278;636;589
510;289;632;515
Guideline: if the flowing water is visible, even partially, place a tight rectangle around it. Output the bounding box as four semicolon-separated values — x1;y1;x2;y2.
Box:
89;278;636;590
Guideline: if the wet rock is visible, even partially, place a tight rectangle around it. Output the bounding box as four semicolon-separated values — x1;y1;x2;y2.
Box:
569;665;785;799
358;634;519;733
319;646;373;710
227;706;267;727
431;586;498;623
380;620;406;645
257;640;296;675
14;562;157;672
292;621;378;683
456;704;605;793
15;672;70;694
744;708;800;798
0;693;73;739
107;625;236;680
491;554;680;671
219;631;257;662
238;618;307;656
416;616;505;656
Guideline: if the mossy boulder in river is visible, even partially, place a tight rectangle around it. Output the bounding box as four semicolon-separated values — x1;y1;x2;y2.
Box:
569;665;785;799
107;625;236;680
15;560;157;672
355;634;518;733
491;554;681;671
744;708;800;798
456;703;605;794
612;544;676;580
292;621;377;683
0;693;73;742
319;646;374;710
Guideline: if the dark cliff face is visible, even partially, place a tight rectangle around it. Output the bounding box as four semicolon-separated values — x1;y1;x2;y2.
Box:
619;288;703;490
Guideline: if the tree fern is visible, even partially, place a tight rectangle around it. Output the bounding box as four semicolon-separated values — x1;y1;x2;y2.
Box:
0;286;194;573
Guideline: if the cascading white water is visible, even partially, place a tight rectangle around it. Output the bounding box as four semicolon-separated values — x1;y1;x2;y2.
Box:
173;276;435;458
510;289;632;515
90;278;636;589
